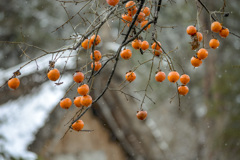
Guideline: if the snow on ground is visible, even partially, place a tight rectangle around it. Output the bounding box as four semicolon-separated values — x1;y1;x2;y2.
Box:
0;75;72;160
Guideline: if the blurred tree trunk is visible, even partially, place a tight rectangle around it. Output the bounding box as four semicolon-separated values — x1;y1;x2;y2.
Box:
198;0;240;159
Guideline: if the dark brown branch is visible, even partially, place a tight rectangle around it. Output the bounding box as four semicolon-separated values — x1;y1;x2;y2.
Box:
154;0;162;25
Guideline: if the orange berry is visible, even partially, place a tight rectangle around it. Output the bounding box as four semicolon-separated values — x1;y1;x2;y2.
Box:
191;57;202;67
90;35;101;46
8;78;20;90
211;21;222;33
91;61;102;71
106;0;119;6
74;96;82;108
137;12;145;22
125;71;136;82
132;39;142;49
47;68;60;81
122;14;132;23
151;41;161;50
153;49;162;56
72;120;84;131
90;50;102;61
186;25;197;35
81;95;92;107
60;98;72;109
125;1;136;11
219;28;229;38
136;111;147;120
128;7;137;16
142;7;150;16
73;71;84;83
209;39;220;49
180;74;190;85
141;41;149;50
155;71;166;82
178;85;189;96
197;48;208;60
77;84;89;96
81;39;92;49
141;20;151;30
196;32;203;42
167;71;180;83
120;49;132;60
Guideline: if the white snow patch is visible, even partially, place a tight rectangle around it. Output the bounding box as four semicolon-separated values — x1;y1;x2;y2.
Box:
195;105;207;118
0;75;72;160
236;94;240;104
105;42;120;52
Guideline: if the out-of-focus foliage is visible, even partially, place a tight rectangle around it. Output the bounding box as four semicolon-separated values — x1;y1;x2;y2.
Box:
0;0;66;69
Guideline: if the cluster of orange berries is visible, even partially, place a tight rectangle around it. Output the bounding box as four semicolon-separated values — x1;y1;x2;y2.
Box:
121;1;151;30
120;39;162;67
211;21;229;38
122;41;164;121
155;70;190;96
209;21;229;49
81;35;101;49
47;70;93;109
60;71;93;131
131;39;162;56
90;50;102;71
132;71;190;121
187;21;229;68
186;25;206;67
186;25;203;42
124;70;190;98
81;35;102;71
190;48;208;67
7;66;92;130
47;69;92;131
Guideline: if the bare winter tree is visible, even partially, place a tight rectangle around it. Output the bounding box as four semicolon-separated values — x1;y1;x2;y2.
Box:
1;0;240;159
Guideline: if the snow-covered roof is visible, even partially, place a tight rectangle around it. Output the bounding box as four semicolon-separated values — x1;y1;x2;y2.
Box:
0;75;72;160
0;49;76;160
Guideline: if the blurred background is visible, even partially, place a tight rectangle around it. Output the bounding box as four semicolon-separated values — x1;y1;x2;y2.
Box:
0;0;240;160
